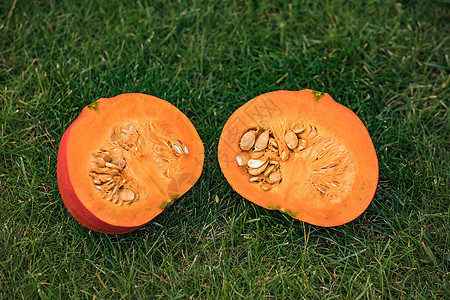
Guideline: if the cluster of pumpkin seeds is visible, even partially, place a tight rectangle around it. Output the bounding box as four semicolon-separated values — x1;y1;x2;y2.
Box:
89;122;189;206
90;124;141;206
236;121;318;191
90;147;138;206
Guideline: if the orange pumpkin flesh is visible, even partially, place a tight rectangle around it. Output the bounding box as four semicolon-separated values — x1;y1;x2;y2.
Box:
218;89;378;227
57;93;204;234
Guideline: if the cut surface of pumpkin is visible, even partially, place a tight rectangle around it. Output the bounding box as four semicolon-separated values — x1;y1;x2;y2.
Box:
218;89;378;227
57;93;204;234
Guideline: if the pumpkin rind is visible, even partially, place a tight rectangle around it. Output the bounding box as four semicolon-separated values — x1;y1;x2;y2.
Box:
57;93;204;234
218;89;378;227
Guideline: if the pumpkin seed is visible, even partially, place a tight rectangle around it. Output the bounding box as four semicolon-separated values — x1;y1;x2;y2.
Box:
236;153;250;167
249;177;261;182
267;145;278;152
308;125;317;138
172;141;183;155
103;183;115;191
183;145;189;154
112;148;122;155
292;122;306;134
254;130;269;151
92;167;109;174
98;174;112;182
263;164;276;176
95;156;106;167
111;157;126;168
317;186;326;194
110;134;121;142
239;130;256;151
112;185;119;195
280;149;289;161
104;168;120;176
248;161;269;176
297;139;307;150
248;157;268;169
269;138;278;148
250;150;265;158
104;162;121;170
285;130;298;150
268;171;281;183
118;189;135;201
236;155;244;166
260;183;273;191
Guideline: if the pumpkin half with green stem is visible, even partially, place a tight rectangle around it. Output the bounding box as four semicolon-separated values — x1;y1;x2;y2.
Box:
57;93;204;234
218;89;378;226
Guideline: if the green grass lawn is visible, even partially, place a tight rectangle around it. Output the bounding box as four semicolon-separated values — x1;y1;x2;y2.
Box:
1;0;448;298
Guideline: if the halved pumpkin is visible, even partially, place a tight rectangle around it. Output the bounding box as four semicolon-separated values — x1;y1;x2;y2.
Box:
57;93;204;234
218;89;378;227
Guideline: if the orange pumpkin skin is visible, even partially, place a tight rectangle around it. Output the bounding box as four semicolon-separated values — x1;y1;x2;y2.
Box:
57;124;137;234
57;93;204;234
218;89;378;227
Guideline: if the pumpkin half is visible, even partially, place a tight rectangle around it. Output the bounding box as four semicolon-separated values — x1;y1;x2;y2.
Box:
218;89;378;227
57;93;204;234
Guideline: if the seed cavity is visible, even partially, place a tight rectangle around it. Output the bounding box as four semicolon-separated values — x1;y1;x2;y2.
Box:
235;120;353;195
90;145;137;206
90;122;188;206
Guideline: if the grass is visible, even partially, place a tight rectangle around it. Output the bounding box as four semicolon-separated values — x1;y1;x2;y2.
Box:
1;0;448;298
